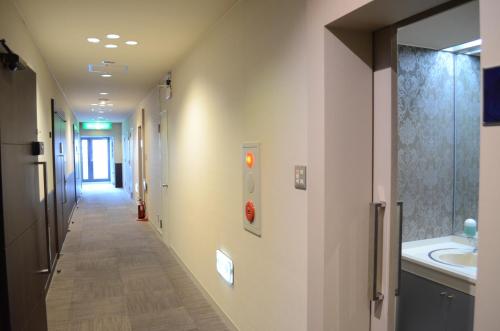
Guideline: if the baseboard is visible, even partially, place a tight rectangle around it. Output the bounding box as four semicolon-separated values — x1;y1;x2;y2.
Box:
151;228;239;331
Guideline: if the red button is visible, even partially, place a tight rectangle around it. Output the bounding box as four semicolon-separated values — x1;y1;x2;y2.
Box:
245;201;255;223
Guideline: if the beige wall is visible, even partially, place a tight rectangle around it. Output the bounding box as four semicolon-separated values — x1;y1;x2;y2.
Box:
127;0;308;329
306;1;373;330
0;0;77;193
475;0;500;330
124;0;500;330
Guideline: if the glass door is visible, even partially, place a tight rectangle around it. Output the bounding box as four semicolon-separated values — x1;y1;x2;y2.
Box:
81;137;110;182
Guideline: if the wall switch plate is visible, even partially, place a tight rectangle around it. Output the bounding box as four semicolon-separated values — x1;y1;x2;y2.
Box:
295;165;307;190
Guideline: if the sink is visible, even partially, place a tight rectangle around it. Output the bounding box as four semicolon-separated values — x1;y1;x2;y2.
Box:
429;248;477;268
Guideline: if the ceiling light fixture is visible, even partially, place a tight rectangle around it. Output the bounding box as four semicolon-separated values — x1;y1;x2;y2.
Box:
442;39;482;53
100;73;112;78
91;103;98;106
106;34;120;39
87;37;100;43
125;40;138;46
105;44;118;49
99;92;108;95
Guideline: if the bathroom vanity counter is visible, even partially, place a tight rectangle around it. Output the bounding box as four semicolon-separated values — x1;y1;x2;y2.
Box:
402;236;476;296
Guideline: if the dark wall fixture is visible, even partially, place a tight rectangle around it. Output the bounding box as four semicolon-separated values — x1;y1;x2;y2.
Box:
483;66;500;125
0;39;25;71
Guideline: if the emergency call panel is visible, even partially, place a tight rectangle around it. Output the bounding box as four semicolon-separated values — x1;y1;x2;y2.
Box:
242;143;261;237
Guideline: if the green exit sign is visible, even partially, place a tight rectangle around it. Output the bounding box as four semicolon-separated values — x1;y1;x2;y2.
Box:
82;122;112;130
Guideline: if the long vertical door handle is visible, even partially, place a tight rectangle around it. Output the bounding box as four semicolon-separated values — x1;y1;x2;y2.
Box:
61;155;67;204
35;162;51;275
369;201;386;302
395;201;403;296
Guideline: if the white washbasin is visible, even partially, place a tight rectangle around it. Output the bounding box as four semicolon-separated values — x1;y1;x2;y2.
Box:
429;248;477;268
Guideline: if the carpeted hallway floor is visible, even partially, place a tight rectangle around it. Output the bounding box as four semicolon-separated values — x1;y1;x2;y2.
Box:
46;184;230;331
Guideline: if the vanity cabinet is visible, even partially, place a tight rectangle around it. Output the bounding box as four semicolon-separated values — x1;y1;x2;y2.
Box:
398;271;474;331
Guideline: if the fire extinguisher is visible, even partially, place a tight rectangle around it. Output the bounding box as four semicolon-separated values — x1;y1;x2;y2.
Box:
137;199;147;221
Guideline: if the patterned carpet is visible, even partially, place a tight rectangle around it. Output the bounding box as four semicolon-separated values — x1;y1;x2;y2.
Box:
46;184;230;331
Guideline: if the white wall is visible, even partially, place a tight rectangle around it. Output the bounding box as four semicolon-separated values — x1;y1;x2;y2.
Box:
475;0;500;330
127;0;309;329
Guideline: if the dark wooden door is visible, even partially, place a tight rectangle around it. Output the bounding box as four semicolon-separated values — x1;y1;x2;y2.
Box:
51;102;67;253
73;124;82;202
0;59;48;329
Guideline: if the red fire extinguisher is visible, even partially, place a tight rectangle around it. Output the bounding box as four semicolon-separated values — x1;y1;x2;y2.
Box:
137;199;147;221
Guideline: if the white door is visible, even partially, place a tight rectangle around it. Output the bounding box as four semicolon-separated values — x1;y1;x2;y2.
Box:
370;28;400;331
160;110;168;241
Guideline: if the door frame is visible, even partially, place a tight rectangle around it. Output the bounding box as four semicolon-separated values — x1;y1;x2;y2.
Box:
51;100;65;254
371;1;478;329
72;124;82;202
81;136;111;182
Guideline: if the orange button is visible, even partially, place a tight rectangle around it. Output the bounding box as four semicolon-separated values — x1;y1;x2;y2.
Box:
245;152;254;168
245;200;255;223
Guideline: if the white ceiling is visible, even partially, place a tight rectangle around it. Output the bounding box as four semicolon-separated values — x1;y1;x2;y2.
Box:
13;0;238;122
398;1;479;50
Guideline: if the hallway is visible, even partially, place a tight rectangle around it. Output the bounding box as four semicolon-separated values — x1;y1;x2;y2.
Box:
46;185;229;331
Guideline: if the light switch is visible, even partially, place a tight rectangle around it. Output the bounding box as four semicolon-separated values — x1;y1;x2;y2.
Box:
295;165;307;190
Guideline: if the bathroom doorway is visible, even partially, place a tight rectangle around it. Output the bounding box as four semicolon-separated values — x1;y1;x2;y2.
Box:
395;2;480;330
370;1;480;330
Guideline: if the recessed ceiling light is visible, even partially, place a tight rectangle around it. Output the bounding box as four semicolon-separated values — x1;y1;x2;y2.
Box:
106;34;120;39
105;44;118;49
91;103;98;106
100;73;112;78
442;39;482;53
125;40;138;46
99;92;108;95
87;37;100;43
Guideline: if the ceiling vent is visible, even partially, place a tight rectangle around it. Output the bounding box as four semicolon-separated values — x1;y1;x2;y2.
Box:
88;60;128;74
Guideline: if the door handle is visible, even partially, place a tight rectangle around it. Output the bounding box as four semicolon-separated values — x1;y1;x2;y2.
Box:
59;155;67;204
34;162;51;275
162;184;168;188
369;201;386;302
395;201;403;296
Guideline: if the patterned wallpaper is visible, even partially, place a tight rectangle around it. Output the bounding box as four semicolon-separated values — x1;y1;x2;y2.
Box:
398;45;455;242
398;46;480;242
454;54;480;233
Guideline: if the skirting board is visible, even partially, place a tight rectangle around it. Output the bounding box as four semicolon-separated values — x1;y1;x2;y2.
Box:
151;225;239;331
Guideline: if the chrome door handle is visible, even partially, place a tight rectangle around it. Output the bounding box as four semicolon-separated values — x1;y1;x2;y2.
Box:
162;184;168;188
35;161;51;275
369;201;386;302
395;201;403;296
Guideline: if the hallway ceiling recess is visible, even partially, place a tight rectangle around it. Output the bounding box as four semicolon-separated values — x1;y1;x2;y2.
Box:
12;0;238;121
